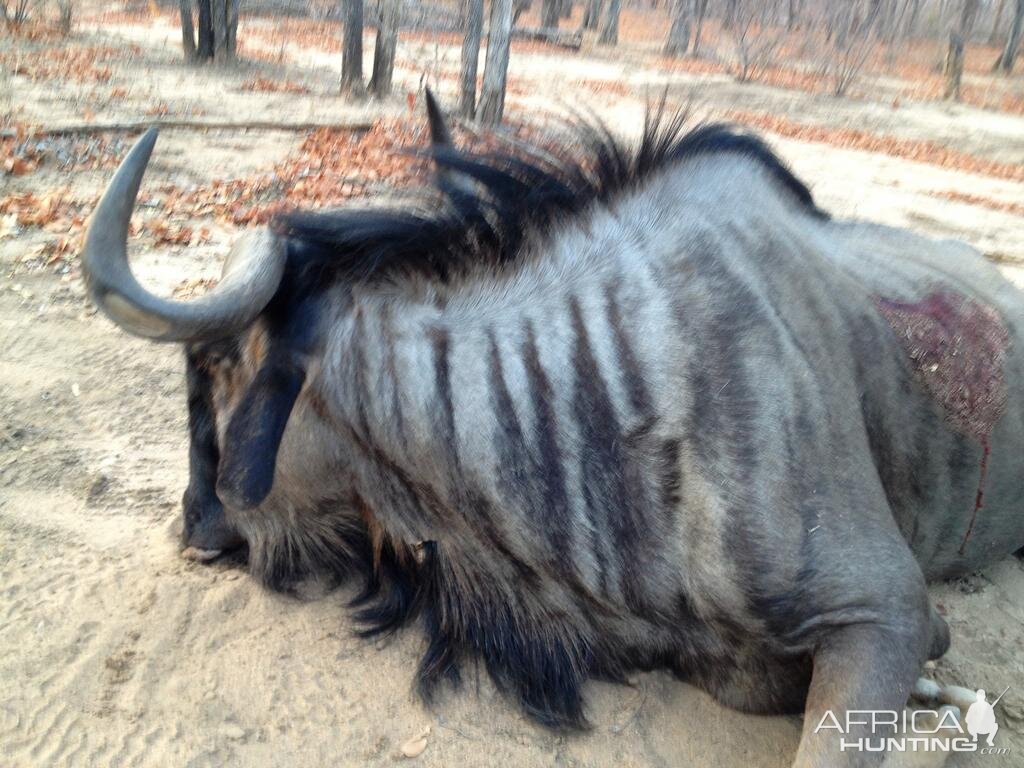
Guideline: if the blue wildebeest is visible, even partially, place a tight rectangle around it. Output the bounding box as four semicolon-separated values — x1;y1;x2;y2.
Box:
81;94;1024;767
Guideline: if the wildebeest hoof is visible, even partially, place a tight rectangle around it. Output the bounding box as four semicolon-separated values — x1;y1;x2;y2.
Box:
910;677;979;712
181;546;226;562
938;685;983;713
911;677;942;702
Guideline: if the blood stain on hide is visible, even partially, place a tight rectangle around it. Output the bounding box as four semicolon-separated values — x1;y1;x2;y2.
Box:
873;289;1010;554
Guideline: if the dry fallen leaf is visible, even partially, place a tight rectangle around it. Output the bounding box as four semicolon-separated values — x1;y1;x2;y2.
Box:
172;277;217;299
3;157;34;176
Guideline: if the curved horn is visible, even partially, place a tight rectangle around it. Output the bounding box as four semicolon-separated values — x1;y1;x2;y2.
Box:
82;127;286;343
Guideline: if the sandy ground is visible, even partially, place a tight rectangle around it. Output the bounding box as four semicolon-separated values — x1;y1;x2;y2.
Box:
2;13;1024;768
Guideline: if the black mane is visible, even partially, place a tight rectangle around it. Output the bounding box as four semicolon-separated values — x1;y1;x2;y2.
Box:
272;110;826;287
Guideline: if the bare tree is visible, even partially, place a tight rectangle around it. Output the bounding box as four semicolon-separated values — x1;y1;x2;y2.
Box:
541;0;560;27
212;0;228;60
196;0;214;60
179;0;197;59
479;0;514;126
904;0;923;37
989;0;1008;43
944;0;980;99
370;0;400;97
341;0;365;96
863;0;884;31
581;0;603;29
370;12;397;87
786;0;801;30
597;0;620;43
729;0;783;81
664;0;692;56
0;0;70;30
692;0;708;54
460;0;485;117
722;0;738;30
817;1;880;96
57;0;73;34
880;0;913;46
5;0;37;26
995;0;1023;71
877;0;897;40
178;0;235;62
512;0;531;25
227;0;238;58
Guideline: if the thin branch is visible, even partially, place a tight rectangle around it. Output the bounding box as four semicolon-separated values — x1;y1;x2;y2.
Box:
22;118;376;138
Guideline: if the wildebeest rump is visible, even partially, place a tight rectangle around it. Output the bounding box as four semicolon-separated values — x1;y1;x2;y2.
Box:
81;96;1024;767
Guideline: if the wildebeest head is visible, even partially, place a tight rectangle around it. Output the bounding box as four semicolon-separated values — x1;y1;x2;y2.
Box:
81;94;466;576
81;130;351;573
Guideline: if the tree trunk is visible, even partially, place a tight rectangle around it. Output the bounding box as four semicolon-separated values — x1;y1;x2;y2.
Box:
663;0;691;56
884;0;908;43
880;0;896;36
722;0;737;30
179;0;197;60
196;0;214;60
691;0;708;53
996;0;1023;71
57;0;73;33
541;0;560;27
559;0;572;20
512;0;531;25
370;0;399;97
944;35;966;98
863;0;882;31
341;0;365;95
226;0;238;59
834;3;851;49
581;0;603;30
597;0;620;44
905;0;922;36
459;0;485;118
786;0;799;30
478;0;513;126
212;0;228;61
989;0;1007;44
513;26;582;47
945;0;979;98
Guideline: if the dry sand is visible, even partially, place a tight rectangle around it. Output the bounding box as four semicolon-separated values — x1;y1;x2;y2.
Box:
2;14;1023;767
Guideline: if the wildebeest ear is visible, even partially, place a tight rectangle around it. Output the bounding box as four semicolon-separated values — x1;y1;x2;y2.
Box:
424;87;454;148
423;87;476;199
216;350;307;510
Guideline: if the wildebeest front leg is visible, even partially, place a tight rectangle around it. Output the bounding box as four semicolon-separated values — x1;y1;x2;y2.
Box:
793;617;932;767
181;345;244;561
